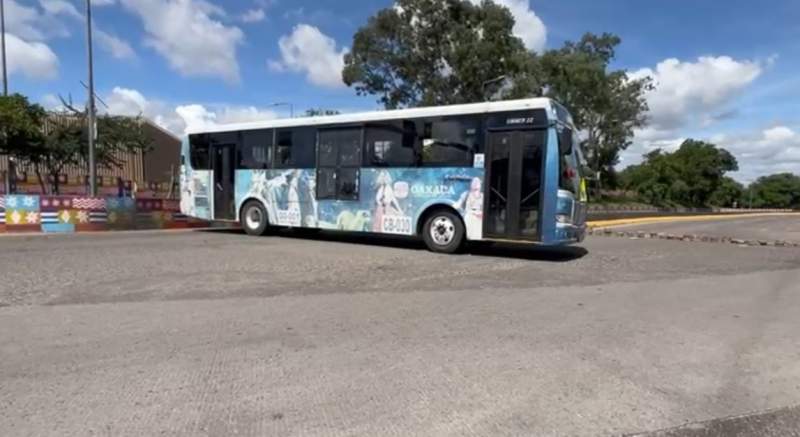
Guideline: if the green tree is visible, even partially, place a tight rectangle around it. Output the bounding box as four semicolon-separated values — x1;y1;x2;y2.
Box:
343;2;651;191
748;173;800;209
708;176;744;207
1;93;152;194
0;94;46;156
621;140;739;207
343;0;539;109
539;33;652;188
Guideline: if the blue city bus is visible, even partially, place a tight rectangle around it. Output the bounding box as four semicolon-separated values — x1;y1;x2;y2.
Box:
180;98;587;253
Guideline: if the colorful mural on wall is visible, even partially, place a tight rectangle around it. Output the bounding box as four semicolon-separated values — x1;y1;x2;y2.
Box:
232;168;485;239
0;195;208;234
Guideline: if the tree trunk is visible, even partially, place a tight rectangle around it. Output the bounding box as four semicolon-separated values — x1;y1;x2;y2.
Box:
34;165;48;195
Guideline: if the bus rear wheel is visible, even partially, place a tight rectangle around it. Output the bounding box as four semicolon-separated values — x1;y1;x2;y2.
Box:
422;210;465;254
241;201;269;236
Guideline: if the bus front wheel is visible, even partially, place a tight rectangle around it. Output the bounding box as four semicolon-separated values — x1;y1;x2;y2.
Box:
422;210;465;254
241;201;269;236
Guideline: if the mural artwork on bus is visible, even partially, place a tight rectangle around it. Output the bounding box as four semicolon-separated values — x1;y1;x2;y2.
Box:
180;166;212;220
235;168;485;240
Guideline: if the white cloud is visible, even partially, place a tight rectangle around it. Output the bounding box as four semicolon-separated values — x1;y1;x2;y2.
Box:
5;33;59;80
5;0;73;41
39;0;82;19
630;56;763;130
41;94;65;111
240;8;266;23
469;0;546;52
619;125;800;183
94;28;137;60
93;0;116;5
269;24;347;89
120;0;244;83
103;87;279;135
715;126;800;183
620;56;767;173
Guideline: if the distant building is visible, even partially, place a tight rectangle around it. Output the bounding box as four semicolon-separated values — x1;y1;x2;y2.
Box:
0;116;181;197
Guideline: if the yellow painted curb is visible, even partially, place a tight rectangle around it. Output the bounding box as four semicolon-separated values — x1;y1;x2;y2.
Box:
588;212;800;229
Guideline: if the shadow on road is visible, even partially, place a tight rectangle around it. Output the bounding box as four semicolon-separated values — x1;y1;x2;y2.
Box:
199;228;588;262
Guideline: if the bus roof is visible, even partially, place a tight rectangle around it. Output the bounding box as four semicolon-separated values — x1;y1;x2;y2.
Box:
186;97;557;135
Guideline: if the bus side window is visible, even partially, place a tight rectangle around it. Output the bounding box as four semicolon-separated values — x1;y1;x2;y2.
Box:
277;128;317;168
239;129;272;169
276;130;293;167
418;117;479;167
317;128;361;200
189;134;211;170
365;122;416;167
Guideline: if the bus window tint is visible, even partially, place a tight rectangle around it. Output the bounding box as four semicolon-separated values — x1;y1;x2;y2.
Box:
238;130;272;169
276;128;317;168
420;118;478;166
337;129;362;166
189;134;210;170
365;122;415;167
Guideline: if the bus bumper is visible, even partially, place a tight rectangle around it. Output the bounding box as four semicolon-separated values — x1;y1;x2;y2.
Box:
554;223;587;244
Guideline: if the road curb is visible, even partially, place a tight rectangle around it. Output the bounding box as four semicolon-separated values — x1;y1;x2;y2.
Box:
588;227;800;248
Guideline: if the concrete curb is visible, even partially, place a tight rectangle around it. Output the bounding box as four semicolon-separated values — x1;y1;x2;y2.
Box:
588;227;800;248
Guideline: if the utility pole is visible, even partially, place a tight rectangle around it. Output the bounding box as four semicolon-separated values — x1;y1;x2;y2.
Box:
1;0;7;96
85;0;97;196
1;0;11;195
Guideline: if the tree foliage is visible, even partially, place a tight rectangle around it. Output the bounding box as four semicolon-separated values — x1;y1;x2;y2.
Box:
747;173;800;209
619;139;739;207
343;0;538;109
0;93;152;194
539;33;652;186
343;0;651;188
0;94;46;156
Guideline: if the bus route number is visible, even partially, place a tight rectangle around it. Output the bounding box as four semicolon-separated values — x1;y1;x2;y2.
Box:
382;215;412;235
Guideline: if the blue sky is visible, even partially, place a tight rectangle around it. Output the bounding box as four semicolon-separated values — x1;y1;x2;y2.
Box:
5;0;800;182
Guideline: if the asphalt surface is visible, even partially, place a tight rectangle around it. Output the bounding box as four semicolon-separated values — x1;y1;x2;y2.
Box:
611;215;800;243
1;229;800;436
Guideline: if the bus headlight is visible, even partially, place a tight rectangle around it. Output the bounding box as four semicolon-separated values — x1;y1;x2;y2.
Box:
556;214;573;224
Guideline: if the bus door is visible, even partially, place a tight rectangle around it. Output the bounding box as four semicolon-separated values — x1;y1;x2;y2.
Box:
485;130;544;240
212;143;236;220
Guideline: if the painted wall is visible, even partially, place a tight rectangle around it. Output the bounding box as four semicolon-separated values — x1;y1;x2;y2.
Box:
0;195;208;234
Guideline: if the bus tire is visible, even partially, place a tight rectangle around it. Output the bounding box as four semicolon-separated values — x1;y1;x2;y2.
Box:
241;200;269;236
422;210;465;254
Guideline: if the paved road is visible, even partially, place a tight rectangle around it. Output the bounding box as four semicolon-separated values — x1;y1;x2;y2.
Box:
611;215;800;243
1;230;799;436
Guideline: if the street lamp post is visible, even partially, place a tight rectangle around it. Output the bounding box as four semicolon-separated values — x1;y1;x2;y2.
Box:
269;102;294;118
85;0;97;196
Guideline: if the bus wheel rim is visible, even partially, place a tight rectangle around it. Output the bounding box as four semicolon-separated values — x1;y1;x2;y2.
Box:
430;216;455;246
245;207;262;230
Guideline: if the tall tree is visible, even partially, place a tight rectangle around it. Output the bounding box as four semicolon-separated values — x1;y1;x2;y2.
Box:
343;2;651;192
539;33;652;188
1;93;152;194
0;94;46;156
747;173;800;209
343;0;539;109
620;139;739;207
